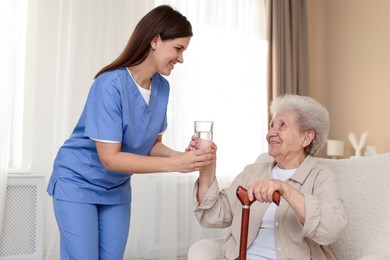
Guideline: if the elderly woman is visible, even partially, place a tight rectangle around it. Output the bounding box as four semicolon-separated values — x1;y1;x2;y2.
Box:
193;94;347;260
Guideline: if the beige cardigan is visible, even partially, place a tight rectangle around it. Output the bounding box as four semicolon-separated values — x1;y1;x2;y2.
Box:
193;156;347;260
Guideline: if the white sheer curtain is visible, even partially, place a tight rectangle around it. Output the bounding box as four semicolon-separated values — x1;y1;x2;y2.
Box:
0;0;28;234
20;0;267;259
126;0;268;259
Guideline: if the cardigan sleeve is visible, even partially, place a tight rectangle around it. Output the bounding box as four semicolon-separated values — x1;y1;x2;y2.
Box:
193;162;271;229
301;166;347;245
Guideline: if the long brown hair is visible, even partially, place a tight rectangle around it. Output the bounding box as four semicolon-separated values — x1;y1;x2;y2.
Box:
95;5;193;79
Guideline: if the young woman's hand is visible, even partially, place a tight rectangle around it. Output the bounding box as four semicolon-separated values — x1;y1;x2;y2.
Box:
173;142;216;173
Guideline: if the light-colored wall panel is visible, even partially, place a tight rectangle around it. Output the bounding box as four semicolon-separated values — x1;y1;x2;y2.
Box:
308;0;390;158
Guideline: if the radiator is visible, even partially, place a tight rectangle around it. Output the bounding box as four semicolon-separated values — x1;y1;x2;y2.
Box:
0;174;44;260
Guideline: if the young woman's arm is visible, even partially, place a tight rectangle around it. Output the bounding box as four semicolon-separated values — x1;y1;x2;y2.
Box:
95;135;215;174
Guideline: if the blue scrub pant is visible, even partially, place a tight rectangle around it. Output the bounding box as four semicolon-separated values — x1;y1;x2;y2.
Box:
53;199;131;260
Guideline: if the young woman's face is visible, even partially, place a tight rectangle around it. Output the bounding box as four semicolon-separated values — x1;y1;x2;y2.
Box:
266;110;307;160
151;36;191;76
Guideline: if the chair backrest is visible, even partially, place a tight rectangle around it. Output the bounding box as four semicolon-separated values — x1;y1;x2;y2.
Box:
255;153;390;259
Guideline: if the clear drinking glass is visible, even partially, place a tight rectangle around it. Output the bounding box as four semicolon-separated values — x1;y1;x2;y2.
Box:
194;121;213;149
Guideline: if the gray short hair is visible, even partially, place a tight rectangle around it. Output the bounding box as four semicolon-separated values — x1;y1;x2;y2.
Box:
270;94;330;155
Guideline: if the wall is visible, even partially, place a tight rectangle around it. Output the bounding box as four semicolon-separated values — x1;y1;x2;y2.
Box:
307;0;390;158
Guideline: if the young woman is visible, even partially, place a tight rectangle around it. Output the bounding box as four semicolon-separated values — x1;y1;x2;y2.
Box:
47;5;215;260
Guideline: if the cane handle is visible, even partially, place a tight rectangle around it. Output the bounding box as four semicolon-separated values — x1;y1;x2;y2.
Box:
236;185;281;206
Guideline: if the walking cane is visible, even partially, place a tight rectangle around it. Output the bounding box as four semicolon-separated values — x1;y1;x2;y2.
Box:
236;186;280;260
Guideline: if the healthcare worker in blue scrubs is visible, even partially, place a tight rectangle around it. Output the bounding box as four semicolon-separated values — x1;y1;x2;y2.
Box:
47;5;216;260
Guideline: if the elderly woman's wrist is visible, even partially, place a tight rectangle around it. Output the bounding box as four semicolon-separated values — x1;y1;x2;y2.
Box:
199;172;215;184
280;182;291;198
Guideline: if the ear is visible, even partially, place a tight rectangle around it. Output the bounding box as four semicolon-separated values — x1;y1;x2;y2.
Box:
302;130;315;147
150;34;161;50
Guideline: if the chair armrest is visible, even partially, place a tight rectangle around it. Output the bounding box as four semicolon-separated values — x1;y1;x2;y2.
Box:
188;238;224;260
358;252;390;260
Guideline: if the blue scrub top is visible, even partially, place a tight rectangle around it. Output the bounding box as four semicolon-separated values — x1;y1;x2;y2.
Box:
47;68;170;204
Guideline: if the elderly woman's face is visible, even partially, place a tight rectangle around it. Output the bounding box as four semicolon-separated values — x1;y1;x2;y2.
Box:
267;110;307;159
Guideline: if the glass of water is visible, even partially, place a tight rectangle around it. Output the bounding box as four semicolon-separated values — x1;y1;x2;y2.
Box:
194;121;213;149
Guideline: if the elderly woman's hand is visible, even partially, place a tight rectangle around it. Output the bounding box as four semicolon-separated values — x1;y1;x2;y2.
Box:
248;178;306;224
192;137;217;204
247;178;286;203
